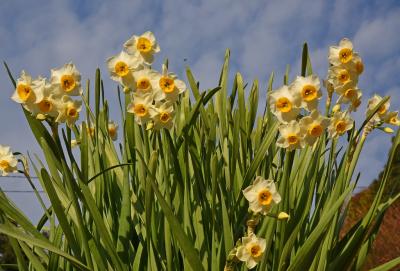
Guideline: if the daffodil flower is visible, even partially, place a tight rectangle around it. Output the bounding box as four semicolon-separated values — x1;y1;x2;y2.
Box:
236;234;266;269
367;94;390;121
243;176;281;215
11;71;45;105
124;31;160;65
327;66;358;93
291;75;322;111
108;121;119;141
131;68;159;95
24;83;61;119
328;111;354;138
384;111;400;126
0;145;18;176
55;96;82;127
127;93;154;125
276;120;305;150
336;87;362;105
50;63;82;96
153;64;186;103
149;102;175;130
106;51;141;86
300;110;330;146
269;85;301;123
328;38;354;66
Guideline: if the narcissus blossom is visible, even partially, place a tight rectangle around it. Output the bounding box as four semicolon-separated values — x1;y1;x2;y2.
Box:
328;38;354;66
132;68;158;94
300;110;330;146
55;96;82;127
124;31;160;65
106;51;141;85
24;83;61;119
50;63;82;96
153;64;187;103
108;121;119;141
291;75;322;111
127;93;154;125
11;71;44;105
243;176;281;215
269;85;300;123
328;111;354;138
149;102;175;130
0;145;18;176
367;94;390;121
384;111;400;126
236;234;266;269
277;121;305;150
327;66;358;93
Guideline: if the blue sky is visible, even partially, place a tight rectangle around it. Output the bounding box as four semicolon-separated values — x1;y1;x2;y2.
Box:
1;0;399;221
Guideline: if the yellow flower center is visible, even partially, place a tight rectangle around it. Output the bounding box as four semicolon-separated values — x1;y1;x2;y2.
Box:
390;116;398;125
301;85;318;102
276;97;292;113
38;99;52;113
114;61;129;77
159;77;175;93
160;112;171;123
136;37;152;53
257;189;272;206
287;134;298;145
17;84;34;102
133;104;148;117
355;61;364;74
137;78;151;91
249;244;262;258
309;124;323;137
335;120;347;134
67;107;78;118
339;48;353;64
344;88;357;99
338;70;350;84
378;105;387;115
108;126;117;138
60;75;76;92
0;160;10;170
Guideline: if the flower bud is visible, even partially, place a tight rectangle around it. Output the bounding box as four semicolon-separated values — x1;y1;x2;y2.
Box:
278;212;290;220
383;127;394;134
332;104;341;113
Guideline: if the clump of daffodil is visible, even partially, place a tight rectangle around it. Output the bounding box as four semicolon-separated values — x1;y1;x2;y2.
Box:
107;32;186;130
124;31;160;65
326;38;364;112
0;145;18;176
236;233;266;269
277;121;305;150
328;111;354;138
243;176;281;215
11;62;84;127
300;110;330;146
269;85;301;123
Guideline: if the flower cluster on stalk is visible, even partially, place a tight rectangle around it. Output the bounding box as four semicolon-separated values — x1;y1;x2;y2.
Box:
106;31;187;130
269;38;396;151
226;176;285;270
11;64;83;127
